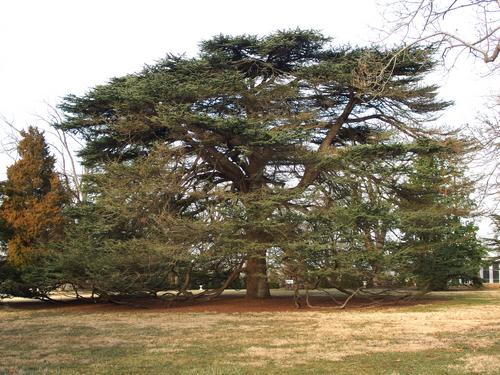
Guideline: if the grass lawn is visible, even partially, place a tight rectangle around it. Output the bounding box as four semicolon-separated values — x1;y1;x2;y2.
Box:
1;288;499;374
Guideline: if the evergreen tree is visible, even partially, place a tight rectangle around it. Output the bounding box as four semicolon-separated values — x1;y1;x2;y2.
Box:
397;142;485;290
60;30;451;298
0;127;66;268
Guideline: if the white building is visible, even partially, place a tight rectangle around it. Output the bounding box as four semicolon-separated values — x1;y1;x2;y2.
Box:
479;251;500;284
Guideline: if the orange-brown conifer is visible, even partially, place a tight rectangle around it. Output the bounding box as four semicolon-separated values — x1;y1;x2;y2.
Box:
0;127;66;267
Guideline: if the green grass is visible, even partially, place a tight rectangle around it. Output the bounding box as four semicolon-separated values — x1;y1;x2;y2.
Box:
1;289;500;374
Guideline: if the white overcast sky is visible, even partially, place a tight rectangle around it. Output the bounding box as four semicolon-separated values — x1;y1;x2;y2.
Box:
0;0;498;234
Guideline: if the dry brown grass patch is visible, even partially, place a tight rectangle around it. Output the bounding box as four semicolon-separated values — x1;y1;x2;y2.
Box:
1;290;499;371
235;299;500;364
449;354;500;374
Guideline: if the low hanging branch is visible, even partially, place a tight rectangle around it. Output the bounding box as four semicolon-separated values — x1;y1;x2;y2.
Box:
157;260;245;305
294;275;419;310
304;287;363;310
194;260;245;301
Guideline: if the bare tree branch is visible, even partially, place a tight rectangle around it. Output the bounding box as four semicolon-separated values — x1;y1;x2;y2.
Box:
379;0;500;68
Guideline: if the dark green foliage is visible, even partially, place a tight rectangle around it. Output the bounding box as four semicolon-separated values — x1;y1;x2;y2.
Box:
59;30;448;174
45;146;245;298
48;205;180;296
397;147;485;290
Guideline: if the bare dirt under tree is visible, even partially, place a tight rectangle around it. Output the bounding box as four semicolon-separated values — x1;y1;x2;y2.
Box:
0;290;447;313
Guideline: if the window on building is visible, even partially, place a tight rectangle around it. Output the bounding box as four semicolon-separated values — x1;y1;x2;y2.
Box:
493;262;499;283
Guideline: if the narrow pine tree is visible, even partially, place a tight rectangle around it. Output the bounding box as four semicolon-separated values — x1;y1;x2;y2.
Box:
0;127;66;268
398;143;484;290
